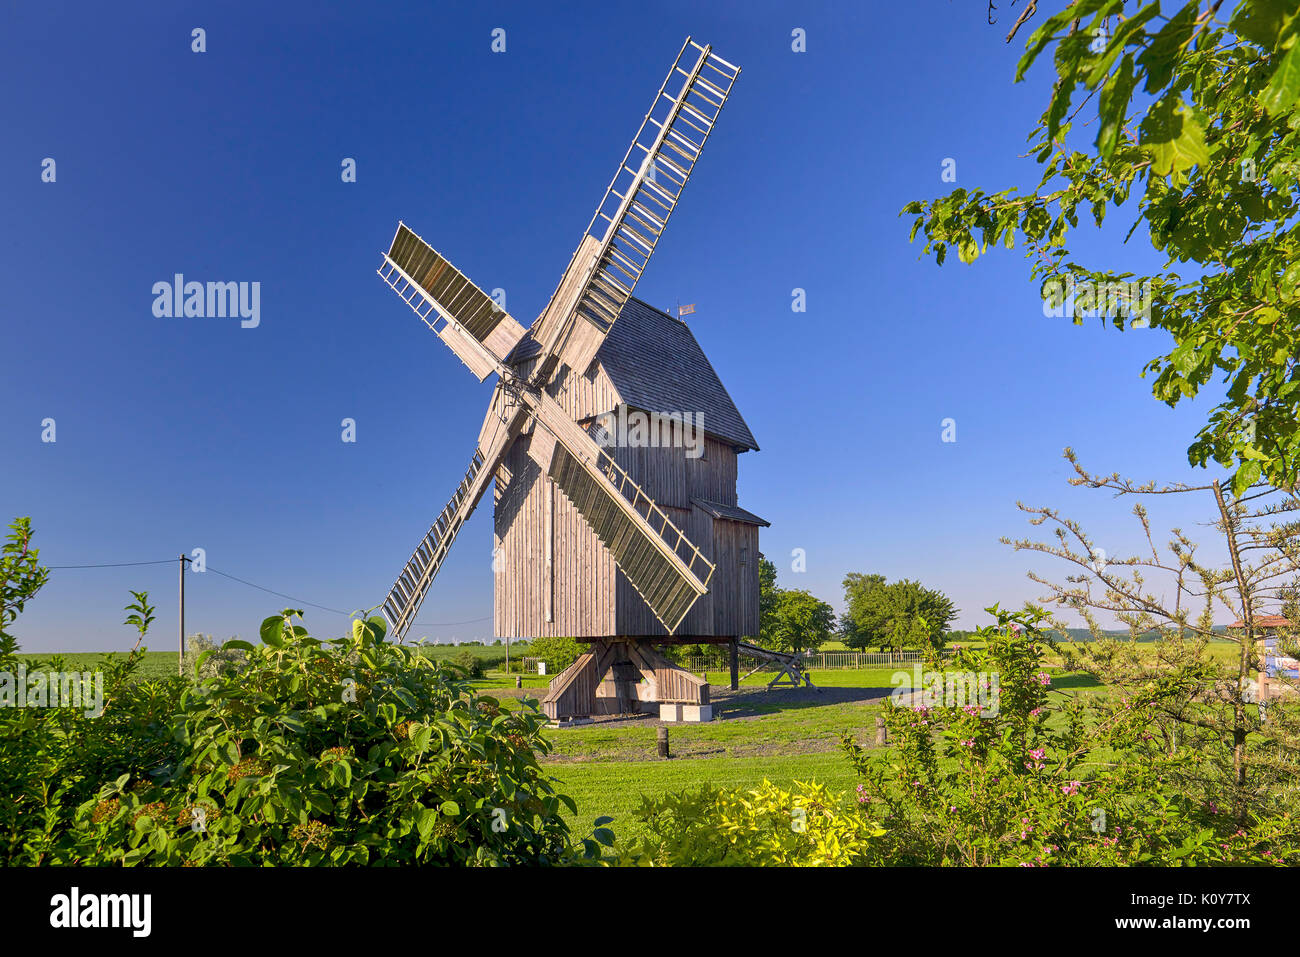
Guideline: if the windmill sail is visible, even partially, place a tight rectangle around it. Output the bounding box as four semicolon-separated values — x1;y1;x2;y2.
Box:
382;391;527;640
378;223;527;381
521;387;714;633
531;38;740;380
381;448;488;640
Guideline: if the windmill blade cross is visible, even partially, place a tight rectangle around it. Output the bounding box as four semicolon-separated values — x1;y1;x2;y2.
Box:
375;37;742;644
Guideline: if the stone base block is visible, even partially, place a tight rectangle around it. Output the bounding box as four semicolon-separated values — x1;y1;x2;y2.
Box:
659;703;683;722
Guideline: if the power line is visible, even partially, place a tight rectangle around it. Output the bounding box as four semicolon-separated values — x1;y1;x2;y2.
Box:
47;559;176;569
205;566;353;616
45;556;492;628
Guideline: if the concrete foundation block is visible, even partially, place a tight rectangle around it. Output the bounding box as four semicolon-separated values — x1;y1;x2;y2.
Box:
681;704;713;723
659;703;683;722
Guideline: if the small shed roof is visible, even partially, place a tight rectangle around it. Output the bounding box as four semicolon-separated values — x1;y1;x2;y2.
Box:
691;498;770;527
508;297;759;452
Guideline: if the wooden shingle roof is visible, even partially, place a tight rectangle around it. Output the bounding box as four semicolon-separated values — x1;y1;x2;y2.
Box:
509;297;759;452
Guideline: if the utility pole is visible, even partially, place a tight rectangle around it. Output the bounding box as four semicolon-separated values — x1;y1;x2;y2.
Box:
178;554;187;676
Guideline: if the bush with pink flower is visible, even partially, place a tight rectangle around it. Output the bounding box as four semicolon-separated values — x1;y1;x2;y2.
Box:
843;605;1299;866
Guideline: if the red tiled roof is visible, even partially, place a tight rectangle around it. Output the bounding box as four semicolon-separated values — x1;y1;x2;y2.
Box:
1229;615;1293;629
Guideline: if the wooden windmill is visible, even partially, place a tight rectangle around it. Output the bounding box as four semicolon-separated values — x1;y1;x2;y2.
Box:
376;38;763;721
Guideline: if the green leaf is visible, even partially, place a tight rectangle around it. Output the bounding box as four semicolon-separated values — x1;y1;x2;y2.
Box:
410;724;433;753
1233;459;1263;496
330;761;352;787
416;807;438;840
1259;42;1300;115
1085;2;1159;90
259;616;285;648
593;827;615;847
1231;0;1300;51
440;800;460;816
1097;54;1137;158
1138;4;1197;92
1139;97;1209;175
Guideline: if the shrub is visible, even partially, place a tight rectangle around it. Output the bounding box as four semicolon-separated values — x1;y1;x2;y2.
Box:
66;611;582;865
843;605;1300;866
616;780;883;866
449;649;485;680
182;633;248;681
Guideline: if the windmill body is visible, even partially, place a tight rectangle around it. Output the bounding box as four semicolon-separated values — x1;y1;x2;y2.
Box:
374;38;755;720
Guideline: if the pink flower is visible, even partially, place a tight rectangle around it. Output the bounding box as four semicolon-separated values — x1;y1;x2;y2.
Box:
1037;672;1051;687
1061;781;1080;796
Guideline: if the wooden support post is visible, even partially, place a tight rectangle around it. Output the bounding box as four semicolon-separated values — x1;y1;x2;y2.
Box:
516;675;522;689
657;726;669;759
729;638;739;691
875;715;887;746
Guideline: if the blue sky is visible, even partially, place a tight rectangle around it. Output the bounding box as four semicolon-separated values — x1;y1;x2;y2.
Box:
2;1;1236;653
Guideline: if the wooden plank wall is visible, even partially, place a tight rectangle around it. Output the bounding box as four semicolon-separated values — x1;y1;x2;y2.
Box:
494;433;619;638
494;353;756;641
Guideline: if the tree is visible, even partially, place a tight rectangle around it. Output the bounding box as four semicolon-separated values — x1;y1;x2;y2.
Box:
1004;448;1300;823
841;574;957;654
906;2;1300;496
840;573;887;649
767;589;836;656
527;635;583;674
756;553;779;643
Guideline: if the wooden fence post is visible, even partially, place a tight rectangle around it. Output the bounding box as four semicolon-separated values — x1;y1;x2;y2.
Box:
657;726;669;759
875;715;887;746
